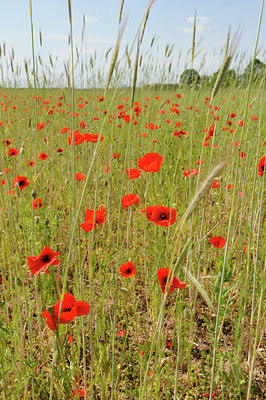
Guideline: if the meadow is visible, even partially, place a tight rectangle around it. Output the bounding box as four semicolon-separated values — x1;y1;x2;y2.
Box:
0;2;265;400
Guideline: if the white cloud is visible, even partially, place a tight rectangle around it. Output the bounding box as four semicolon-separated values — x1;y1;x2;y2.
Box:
175;27;192;33
186;16;211;23
175;16;212;34
81;14;97;23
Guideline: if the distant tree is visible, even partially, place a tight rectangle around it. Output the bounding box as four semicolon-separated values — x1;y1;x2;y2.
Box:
242;58;265;83
211;69;237;88
200;74;212;86
180;69;200;86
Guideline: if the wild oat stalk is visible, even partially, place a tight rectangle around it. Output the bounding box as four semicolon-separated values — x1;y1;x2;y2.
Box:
119;0;125;24
179;161;226;232
104;17;127;95
140;0;155;44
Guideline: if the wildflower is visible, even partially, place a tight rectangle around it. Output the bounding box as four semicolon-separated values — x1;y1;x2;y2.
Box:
126;168;141;180
72;388;85;398
138;152;163;172
38;152;48;160
258;156;265;176
76;173;86;181
8;148;19;156
204;390;215;398
83;133;103;143
145;205;177;227
67;131;84;146
157;268;186;293
117;329;125;337
61;127;69;134
27;245;60;275
80;206;106;232
183;168;199;177
42;291;90;331
26;160;35;167
1;139;11;146
57;147;64;153
209;236;226;248
119;261;136;278
13;175;30;191
121;194;139;210
31;198;43;210
211;180;220;188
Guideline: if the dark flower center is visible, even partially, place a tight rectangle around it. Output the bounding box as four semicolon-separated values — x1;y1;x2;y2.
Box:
19;180;25;186
160;213;167;220
41;254;50;263
63;308;72;312
126;268;132;274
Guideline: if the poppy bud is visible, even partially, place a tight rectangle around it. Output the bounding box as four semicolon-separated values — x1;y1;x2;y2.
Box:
31;189;37;199
16;277;23;287
19;146;25;156
184;308;191;319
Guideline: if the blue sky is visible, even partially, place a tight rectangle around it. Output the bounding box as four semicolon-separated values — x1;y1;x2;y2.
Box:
0;0;265;85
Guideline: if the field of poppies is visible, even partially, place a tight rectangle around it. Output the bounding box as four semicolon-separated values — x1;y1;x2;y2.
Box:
0;81;265;400
0;1;265;399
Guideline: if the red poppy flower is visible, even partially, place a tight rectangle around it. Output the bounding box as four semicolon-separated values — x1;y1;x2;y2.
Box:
27;245;59;275
1;139;11;146
112;153;119;159
1;178;5;186
138;152;163;172
157;268;186;293
126;168;141;180
212;180;220;188
183;168;199;177
204;390;215;398
80;205;106;232
79;120;86;129
195;160;204;165
37;121;45;131
83;133;103;143
61;126;69;134
258;156;265;176
119;261;136;278
13;175;30;191
26;160;35;167
227;184;233;190
209;236;226;248
68;131;84;146
72;388;85;398
76;172;86;181
42;291;90;331
38;152;48;160
121;194;139;210
31;198;43;210
8;148;19;156
145;205;177;227
57;147;64;153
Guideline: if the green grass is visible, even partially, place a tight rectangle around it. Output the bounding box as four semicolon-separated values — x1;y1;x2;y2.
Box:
0;84;265;399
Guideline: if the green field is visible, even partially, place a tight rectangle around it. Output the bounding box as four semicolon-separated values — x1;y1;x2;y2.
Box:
0;1;265;399
0;84;265;399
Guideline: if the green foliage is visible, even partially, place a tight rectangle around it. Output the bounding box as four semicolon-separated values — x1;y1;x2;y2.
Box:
179;68;200;86
211;69;238;87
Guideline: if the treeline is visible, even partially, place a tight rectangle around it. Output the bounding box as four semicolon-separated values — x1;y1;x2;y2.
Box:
142;59;265;90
